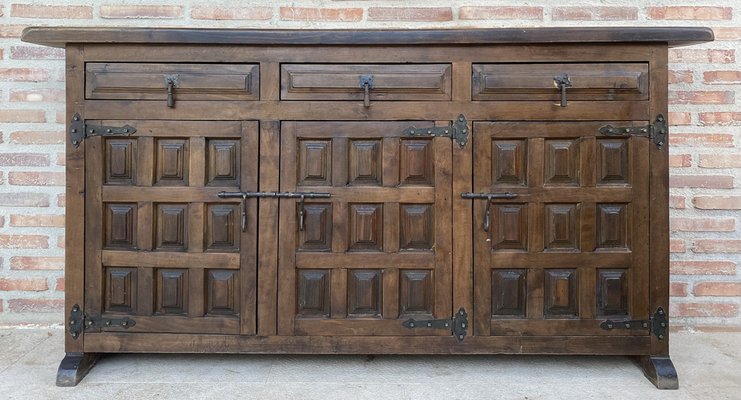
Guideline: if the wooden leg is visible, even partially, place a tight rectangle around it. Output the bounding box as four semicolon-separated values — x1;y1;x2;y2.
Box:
56;352;100;387
637;356;678;390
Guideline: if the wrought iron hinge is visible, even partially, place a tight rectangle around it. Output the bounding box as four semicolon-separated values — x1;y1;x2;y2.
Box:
403;114;469;149
600;307;668;340
68;304;136;339
70;112;137;148
402;307;469;342
599;114;668;149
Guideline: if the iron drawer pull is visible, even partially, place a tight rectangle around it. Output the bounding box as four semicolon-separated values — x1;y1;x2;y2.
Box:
460;192;519;232
164;74;179;108
218;191;332;232
359;74;374;107
554;74;572;107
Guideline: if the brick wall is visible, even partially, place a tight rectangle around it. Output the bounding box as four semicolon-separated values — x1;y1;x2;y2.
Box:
0;0;738;330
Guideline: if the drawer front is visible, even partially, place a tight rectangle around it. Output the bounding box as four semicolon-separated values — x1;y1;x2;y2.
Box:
281;64;452;101
472;63;648;101
86;63;259;101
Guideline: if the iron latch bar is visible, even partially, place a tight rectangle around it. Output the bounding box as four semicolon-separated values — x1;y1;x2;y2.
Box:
68;304;136;339
218;191;331;232
403;114;469;149
359;74;374;107
600;307;668;340
461;192;519;232
402;307;469;342
599;114;668;149
70;112;137;148
554;74;572;107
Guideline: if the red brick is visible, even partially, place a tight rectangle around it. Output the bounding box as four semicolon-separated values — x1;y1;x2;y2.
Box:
191;6;272;20
100;5;183;19
0;110;46;123
279;7;363;22
694;240;741;253
703;70;741;84
0;68;49;82
671;261;736;276
670;49;735;64
670;218;735;232
0;278;48;291
669;133;734;147
669;175;734;189
10;256;64;271
670;239;685;253
669;154;691;168
693;196;741;210
11;4;92;19
699;154;741;168
459;6;542;20
713;27;741;40
670;282;689;297
699;112;741;126
10;89;66;102
0;193;49;207
0;25;25;38
56;153;65;166
8;172;64;186
648;6;732;20
693;325;741;333
57;235;65;249
669;195;686;209
7;299;64;313
55;111;65;124
56;278;65;292
9;131;64;145
668;112;692;126
694;283;741;297
0;153;50;167
668;70;693;84
57;194;65;207
10;214;65;227
368;7;452;21
669;91;734;105
10;46;65;60
552;7;637;21
0;235;49;249
671;302;738;318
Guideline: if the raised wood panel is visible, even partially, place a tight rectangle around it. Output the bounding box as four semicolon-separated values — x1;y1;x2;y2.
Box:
206;139;240;186
348;140;382;186
544;269;578;317
155;139;189;186
544;139;579;186
205;204;239;252
298;139;332;186
155;203;188;251
400;270;433;316
597;269;628;317
105;139;137;185
399;204;434;251
491;269;527;317
492;139;527;186
491;203;528;251
296;269;330;317
104;203;137;249
206;270;239;316
298;203;333;252
399;139;434;186
348;203;383;252
597;139;630;185
104;267;137;314
597;203;629;250
544;203;579;251
156;269;188;315
347;270;382;317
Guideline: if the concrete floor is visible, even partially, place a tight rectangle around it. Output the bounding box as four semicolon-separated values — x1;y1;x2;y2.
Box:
0;328;739;399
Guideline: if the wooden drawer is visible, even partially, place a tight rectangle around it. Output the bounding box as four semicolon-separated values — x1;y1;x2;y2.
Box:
472;63;648;101
85;63;259;101
281;64;452;101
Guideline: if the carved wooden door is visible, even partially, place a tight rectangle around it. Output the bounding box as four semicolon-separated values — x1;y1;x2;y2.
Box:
471;122;650;337
277;121;453;336
85;120;258;335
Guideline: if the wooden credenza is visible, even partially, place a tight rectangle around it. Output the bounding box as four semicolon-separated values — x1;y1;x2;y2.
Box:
21;27;713;388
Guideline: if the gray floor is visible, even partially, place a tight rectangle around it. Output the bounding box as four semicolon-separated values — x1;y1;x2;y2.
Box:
0;328;739;399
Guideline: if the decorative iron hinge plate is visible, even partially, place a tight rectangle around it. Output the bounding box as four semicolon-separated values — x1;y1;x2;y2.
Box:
599;114;668;149
600;307;668;340
70;112;137;148
403;114;469;148
68;304;136;339
402;307;469;342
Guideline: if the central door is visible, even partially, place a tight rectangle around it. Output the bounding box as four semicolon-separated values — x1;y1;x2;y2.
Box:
277;121;453;336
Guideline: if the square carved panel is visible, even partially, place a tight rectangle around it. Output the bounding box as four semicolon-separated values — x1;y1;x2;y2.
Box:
597;269;628;316
105;138;137;185
348;139;382;186
298;139;332;186
491;203;528;252
155;139;189;186
104;203;137;249
298;203;332;252
491;269;527;317
491;139;527;186
349;203;383;252
596;203;629;250
347;269;382;317
296;269;330;317
155;203;188;251
597;139;629;185
206;269;239;316
205;203;240;252
207;139;240;186
399;204;434;251
544;203;580;251
399;139;434;186
400;270;433;315
544;269;578;317
156;269;188;315
104;267;137;314
544;139;579;186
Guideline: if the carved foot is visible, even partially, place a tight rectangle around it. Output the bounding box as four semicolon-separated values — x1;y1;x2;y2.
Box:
637;356;678;389
56;352;100;387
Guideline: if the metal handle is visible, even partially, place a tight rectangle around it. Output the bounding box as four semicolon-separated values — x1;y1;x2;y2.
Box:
298;195;306;231
460;192;519;232
359;75;374;108
554;74;572;107
218;191;332;232
165;74;178;108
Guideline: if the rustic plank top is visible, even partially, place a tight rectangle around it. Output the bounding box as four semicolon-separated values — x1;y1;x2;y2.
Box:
22;27;713;48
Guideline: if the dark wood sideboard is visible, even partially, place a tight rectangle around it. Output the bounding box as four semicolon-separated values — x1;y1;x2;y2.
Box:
21;27;713;388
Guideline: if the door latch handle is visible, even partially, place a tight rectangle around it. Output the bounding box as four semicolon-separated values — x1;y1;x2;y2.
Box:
218;191;331;232
298;194;306;231
359;75;374;107
164;74;179;108
554;74;572;107
460;192;519;232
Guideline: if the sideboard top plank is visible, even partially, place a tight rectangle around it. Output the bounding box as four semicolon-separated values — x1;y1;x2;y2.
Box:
22;27;713;49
